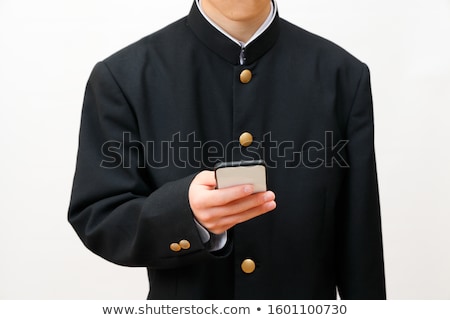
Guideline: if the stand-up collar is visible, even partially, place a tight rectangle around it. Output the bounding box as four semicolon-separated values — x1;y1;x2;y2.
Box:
186;1;280;65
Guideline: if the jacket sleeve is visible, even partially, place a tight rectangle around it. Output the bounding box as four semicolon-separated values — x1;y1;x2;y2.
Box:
68;61;210;268
336;64;386;299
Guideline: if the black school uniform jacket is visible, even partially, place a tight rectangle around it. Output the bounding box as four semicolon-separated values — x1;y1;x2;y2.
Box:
68;2;386;299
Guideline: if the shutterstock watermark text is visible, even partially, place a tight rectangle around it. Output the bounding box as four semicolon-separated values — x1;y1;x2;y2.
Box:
100;131;349;169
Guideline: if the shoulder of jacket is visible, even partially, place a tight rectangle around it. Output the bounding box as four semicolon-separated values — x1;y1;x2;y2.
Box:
102;16;189;66
278;18;366;69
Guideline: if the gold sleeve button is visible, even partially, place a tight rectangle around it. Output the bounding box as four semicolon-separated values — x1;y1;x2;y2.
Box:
179;239;191;250
170;243;181;252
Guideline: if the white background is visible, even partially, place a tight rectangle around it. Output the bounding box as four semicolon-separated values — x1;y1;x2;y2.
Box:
0;0;449;300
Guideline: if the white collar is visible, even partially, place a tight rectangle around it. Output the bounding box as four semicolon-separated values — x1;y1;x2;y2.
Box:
196;0;277;48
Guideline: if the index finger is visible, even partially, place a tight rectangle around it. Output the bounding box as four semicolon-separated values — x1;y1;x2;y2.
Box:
203;184;255;207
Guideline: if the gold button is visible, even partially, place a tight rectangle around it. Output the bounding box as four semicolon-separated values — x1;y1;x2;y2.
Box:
241;259;256;274
239;132;253;147
170;243;181;252
179;239;191;250
240;69;252;84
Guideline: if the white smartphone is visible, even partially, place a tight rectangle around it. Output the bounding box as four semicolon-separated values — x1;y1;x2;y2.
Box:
214;160;267;193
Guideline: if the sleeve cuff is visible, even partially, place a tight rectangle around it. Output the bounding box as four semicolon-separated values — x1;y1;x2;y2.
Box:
194;219;227;251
